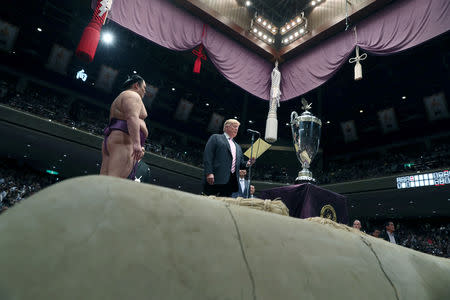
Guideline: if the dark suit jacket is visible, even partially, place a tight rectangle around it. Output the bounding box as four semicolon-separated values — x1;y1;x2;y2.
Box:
232;179;249;198
382;231;396;243
203;133;247;186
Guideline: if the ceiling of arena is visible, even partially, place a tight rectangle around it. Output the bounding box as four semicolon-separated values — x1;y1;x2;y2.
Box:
175;0;393;60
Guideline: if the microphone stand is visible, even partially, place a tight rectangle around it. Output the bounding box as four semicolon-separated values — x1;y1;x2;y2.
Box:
246;131;258;198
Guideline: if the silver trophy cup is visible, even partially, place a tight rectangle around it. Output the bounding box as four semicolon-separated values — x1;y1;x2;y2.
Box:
290;99;322;183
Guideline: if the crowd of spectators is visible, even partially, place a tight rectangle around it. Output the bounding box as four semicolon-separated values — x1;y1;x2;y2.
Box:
364;220;450;258
0;79;205;167
252;145;450;184
0;159;56;214
1;78;449;184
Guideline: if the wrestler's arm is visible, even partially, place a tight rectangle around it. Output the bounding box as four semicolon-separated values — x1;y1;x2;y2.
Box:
122;93;144;160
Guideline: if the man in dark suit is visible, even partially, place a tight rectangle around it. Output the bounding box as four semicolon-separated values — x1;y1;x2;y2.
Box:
203;119;253;197
232;169;250;198
382;221;397;244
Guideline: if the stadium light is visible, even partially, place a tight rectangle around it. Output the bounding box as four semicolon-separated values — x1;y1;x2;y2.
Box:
102;32;114;45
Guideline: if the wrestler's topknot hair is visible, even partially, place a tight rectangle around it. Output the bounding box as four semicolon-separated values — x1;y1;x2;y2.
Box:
122;75;144;91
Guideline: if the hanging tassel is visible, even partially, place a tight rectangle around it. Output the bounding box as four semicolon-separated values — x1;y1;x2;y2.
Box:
348;45;367;81
192;44;206;74
76;0;113;62
265;61;281;143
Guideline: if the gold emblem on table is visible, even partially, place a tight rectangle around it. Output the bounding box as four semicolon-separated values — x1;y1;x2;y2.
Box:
320;204;337;222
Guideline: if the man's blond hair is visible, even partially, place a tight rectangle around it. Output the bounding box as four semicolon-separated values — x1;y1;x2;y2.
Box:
223;119;240;131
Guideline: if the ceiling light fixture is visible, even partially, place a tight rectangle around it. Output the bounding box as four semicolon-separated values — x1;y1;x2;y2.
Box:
245;1;252;6
102;32;114;45
250;16;276;45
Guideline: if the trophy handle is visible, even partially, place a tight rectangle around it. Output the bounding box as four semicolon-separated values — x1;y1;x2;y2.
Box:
290;111;298;124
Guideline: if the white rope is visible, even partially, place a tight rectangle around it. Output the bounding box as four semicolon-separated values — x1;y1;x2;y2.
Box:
270;61;281;108
349;27;367;64
348;45;367;64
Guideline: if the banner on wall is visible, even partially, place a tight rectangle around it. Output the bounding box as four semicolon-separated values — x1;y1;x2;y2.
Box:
174;98;193;121
423;92;448;121
0;20;19;52
46;44;73;74
96;65;118;92
340;120;358;143
377;107;399;133
207;112;224;133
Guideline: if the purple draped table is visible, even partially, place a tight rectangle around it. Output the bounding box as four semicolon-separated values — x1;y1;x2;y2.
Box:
259;183;349;224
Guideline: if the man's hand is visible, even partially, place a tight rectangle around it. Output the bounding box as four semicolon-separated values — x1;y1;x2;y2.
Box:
206;174;214;185
132;143;144;161
246;158;256;167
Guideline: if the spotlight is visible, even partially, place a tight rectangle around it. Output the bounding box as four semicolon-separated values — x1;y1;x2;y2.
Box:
245;0;251;6
287;25;291;29
296;17;301;23
289;35;293;40
205;103;209;106
102;32;114;45
300;28;305;34
281;28;286;33
268;25;272;29
253;28;258;33
258;31;262;37
257;18;262;22
262;21;267;26
311;1;316;6
268;38;273;43
326;121;330;124
37;27;42;32
172;88;176;91
263;34;267;39
359;109;363;113
272;28;277;33
291;21;296;26
295;32;299;37
133;70;137;74
402;96;406;99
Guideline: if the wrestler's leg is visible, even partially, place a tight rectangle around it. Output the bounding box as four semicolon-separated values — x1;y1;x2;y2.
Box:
100;140;109;175
106;133;134;178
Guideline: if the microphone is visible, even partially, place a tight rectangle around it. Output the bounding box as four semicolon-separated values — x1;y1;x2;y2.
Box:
247;129;260;135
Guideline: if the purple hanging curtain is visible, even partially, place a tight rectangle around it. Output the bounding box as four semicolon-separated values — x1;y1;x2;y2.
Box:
102;0;449;102
280;0;450;101
106;0;271;100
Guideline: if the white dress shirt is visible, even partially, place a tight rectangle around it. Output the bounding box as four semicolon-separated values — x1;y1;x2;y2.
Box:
387;231;396;244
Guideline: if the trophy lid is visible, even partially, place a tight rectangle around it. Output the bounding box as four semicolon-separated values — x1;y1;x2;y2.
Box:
294;99;322;126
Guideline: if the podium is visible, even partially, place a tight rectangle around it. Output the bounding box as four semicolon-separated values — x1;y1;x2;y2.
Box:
259;183;348;224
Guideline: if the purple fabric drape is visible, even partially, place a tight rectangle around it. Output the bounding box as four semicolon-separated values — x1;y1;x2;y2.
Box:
281;0;450;101
107;0;271;99
103;0;449;102
203;27;272;100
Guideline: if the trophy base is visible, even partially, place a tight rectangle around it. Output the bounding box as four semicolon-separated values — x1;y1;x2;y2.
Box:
295;170;316;184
